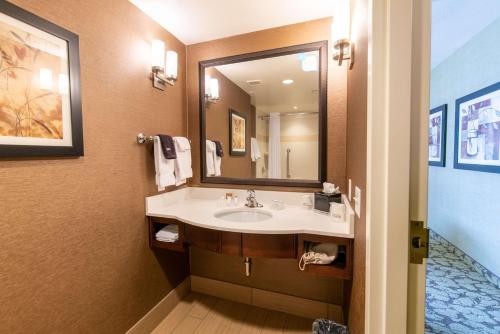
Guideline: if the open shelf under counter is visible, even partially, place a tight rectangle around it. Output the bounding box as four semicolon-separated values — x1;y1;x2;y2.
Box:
149;216;186;252
297;234;353;280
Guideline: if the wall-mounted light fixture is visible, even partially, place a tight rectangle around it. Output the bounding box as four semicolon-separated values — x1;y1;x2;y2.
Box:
204;74;220;103
151;39;178;90
332;0;354;69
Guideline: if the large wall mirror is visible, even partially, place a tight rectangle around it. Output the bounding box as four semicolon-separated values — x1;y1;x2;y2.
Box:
200;41;327;187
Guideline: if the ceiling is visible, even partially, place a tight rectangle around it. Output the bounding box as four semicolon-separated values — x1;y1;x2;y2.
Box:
432;0;500;68
129;0;335;45
214;51;319;115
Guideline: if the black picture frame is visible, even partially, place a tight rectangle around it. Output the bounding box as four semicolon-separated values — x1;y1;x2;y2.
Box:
229;109;246;156
454;81;500;173
199;41;328;188
0;1;83;158
428;104;447;167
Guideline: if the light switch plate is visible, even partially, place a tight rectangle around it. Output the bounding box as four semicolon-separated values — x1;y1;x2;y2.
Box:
348;179;352;201
354;186;361;218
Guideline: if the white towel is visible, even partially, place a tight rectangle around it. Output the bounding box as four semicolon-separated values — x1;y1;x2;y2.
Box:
206;140;216;176
214;152;221;176
156;225;179;242
153;136;176;191
173;137;192;185
251;137;261;162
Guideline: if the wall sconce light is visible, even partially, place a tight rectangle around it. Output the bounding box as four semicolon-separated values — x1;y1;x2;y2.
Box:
332;0;354;69
204;74;220;103
151;39;178;90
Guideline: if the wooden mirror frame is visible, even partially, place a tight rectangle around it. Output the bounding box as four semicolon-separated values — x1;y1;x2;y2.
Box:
199;41;328;188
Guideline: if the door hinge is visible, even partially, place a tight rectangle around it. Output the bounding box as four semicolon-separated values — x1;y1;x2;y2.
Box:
409;220;429;264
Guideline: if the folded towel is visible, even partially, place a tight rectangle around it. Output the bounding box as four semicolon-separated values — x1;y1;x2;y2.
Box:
214;140;224;157
206;140;216;176
156;236;178;243
154;136;176;191
251;137;261;162
156;225;179;242
157;134;176;159
173;137;193;185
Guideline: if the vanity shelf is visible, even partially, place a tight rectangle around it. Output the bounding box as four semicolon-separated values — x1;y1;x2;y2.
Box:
149;217;186;252
297;234;353;280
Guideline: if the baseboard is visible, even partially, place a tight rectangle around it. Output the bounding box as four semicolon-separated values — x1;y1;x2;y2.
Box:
126;276;191;334
430;230;500;289
190;275;344;323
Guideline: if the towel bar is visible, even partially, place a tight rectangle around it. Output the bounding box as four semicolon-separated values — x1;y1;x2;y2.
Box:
137;133;191;144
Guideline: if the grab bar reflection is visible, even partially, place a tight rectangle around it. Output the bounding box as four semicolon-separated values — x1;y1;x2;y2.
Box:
286;148;291;178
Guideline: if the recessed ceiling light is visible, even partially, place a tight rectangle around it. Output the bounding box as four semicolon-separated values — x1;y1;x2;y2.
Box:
282;79;294;85
293;106;298;110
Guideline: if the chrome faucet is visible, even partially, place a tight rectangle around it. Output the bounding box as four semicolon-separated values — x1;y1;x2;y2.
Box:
245;190;263;208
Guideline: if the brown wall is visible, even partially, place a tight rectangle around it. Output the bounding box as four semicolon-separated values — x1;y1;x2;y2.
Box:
346;0;368;333
0;1;189;333
187;17;347;191
205;67;255;179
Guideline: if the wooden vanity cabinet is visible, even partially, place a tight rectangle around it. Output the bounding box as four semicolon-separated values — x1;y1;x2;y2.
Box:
185;225;220;252
242;234;296;259
148;216;353;279
220;231;242;256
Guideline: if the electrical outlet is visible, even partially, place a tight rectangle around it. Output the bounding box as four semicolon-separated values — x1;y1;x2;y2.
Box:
348;179;352;201
354;186;361;218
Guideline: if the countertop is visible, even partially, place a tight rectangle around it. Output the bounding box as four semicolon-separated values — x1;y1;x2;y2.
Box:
146;187;354;238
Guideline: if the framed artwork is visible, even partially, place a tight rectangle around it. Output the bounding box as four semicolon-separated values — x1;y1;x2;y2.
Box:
229;109;246;156
428;104;447;167
454;81;500;173
0;1;82;157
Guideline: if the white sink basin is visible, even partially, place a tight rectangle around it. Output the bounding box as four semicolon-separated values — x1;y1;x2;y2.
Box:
214;208;273;223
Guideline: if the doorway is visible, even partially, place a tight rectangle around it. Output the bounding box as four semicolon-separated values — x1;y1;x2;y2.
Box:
425;1;500;333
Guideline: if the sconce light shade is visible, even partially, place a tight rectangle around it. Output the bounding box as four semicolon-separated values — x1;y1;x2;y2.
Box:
151;39;165;69
331;0;350;42
204;75;220;103
58;74;69;95
332;0;354;69
209;78;219;100
151;40;177;90
39;68;53;90
165;51;178;80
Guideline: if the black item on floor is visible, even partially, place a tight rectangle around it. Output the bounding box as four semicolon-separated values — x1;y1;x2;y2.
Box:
312;319;349;334
157;134;177;159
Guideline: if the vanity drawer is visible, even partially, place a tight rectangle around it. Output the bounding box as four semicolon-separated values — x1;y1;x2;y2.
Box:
242;234;296;259
185;225;220;252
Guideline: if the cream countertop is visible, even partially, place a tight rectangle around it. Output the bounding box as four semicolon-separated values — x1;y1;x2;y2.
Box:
146;187;354;238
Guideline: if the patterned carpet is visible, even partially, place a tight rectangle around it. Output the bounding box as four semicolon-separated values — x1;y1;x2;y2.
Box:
425;232;500;333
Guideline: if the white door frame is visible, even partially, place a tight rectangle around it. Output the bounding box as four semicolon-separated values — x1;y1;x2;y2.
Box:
365;0;431;333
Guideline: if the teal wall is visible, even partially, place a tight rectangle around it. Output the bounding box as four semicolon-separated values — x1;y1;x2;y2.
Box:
429;18;500;277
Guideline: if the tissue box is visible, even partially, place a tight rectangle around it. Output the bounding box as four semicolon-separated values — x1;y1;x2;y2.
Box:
314;192;342;213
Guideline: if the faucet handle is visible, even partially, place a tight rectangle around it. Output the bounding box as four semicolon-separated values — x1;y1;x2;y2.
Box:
247;189;255;196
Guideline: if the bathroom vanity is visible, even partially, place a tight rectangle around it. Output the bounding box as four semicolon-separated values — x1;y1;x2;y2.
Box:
146;187;354;280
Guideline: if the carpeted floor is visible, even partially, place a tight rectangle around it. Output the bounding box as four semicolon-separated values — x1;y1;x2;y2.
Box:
425;233;500;333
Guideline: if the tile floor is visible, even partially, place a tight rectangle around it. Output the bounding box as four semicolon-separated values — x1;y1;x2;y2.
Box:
425;233;500;333
151;292;314;333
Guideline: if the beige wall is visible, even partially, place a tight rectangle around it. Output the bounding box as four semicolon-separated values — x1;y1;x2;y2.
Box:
279;114;319;180
346;0;368;332
0;1;189;333
187;17;347;191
